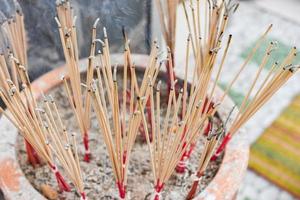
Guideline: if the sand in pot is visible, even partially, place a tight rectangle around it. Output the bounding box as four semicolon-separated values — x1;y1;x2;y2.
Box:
16;71;224;200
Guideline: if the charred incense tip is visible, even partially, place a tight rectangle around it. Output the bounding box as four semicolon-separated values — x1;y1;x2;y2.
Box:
156;81;162;91
283;64;293;70
9;87;17;95
49;95;55;103
133;110;140;116
174;79;178;85
6;79;14;86
289;65;300;73
42;95;48;103
80;83;88;88
93;18;100;29
113;64;118;81
178;121;185;127
103;27;107;38
196;100;202;109
233;3;239;13
268;24;273;30
44;122;49;129
72;16;77;27
35;108;46;114
187;34;192;41
21;83;27;90
64;144;70;150
213;102;221;109
61;75;66;81
54;17;61;27
140;96;147;101
122;25;127;39
167;46;171;53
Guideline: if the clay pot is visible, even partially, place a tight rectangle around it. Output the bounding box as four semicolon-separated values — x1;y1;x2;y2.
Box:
0;54;249;200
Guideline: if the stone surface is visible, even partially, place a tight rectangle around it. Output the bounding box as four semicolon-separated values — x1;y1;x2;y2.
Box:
0;0;151;71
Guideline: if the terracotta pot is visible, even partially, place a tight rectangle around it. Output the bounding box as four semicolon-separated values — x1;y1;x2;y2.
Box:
0;54;249;200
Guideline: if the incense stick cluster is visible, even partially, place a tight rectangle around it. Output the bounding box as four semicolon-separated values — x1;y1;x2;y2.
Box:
55;0;95;162
38;95;85;199
0;52;73;193
146;0;299;199
175;0;238;173
211;43;300;161
0;8;84;198
88;36;161;198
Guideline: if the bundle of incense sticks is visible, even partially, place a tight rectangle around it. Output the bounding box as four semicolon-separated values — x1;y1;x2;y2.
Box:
136;30;235;197
0;54;71;192
0;9;40;166
38;95;85;199
184;24;300;198
55;0;97;162
185;126;224;200
138;70;214;200
138;37;299;200
211;45;300;161
1;9;27;68
88;33;161;199
178;0;239;173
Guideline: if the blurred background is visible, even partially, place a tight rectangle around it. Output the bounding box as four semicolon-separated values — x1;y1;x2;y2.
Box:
1;0;300;200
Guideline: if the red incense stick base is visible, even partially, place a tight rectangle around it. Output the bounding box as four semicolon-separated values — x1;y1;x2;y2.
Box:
25;140;40;167
83;133;91;162
49;164;71;192
211;134;231;161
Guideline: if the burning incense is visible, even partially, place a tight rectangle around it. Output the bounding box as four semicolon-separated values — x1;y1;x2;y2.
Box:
0;54;71;192
88;33;161;199
55;0;98;162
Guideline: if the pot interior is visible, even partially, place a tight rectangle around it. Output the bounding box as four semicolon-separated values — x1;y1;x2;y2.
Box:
16;67;224;200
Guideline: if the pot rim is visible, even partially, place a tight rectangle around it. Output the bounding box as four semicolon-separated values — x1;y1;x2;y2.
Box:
0;53;249;200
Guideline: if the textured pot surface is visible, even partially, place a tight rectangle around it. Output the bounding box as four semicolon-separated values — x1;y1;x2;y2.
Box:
0;54;249;200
